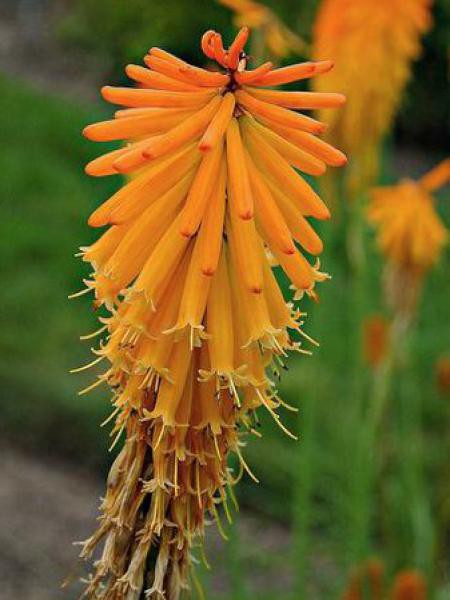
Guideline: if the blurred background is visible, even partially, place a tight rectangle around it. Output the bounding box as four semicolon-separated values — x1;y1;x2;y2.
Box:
0;1;449;598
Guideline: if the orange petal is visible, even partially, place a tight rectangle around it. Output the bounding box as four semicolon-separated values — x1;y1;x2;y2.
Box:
212;32;228;67
83;109;194;142
226;118;254;220
265;178;323;255
235;62;273;85
227;26;249;70
245;88;346;110
258;119;347;167
245;117;326;176
201;30;216;60
199;93;236;151
241;118;330;220
125;64;204;92
245;151;296;255
88;144;198;227
226;184;263;294
142;95;221;160
206;245;235;374
179;139;224;237
85;140;147;177
101;86;216;109
235;90;326;134
197;156;227;276
145;54;227;88
250;60;333;87
272;246;314;290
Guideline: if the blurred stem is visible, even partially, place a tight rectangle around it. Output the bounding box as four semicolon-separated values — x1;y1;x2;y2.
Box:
225;516;248;600
346;219;371;565
346;192;367;276
292;369;315;598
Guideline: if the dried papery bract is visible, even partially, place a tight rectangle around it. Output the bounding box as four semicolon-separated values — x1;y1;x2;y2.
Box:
312;0;432;194
74;27;346;599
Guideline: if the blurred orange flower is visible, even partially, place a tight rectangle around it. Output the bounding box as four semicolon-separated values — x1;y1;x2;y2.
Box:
341;558;385;600
75;27;346;598
390;570;427;600
368;159;449;273
363;315;390;368
342;562;428;600
219;0;307;59
435;355;450;395
312;0;432;190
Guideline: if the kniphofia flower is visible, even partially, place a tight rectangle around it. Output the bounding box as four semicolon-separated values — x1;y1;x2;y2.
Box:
368;159;448;323
74;27;346;599
219;0;307;60
368;160;449;273
312;0;432;191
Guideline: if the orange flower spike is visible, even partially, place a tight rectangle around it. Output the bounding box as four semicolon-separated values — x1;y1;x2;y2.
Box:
226;118;254;220
199;92;236;151
226;26;249;70
368;161;448;272
77;27;347;598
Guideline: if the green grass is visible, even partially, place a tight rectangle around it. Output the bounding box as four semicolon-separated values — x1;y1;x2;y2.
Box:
0;75;449;598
